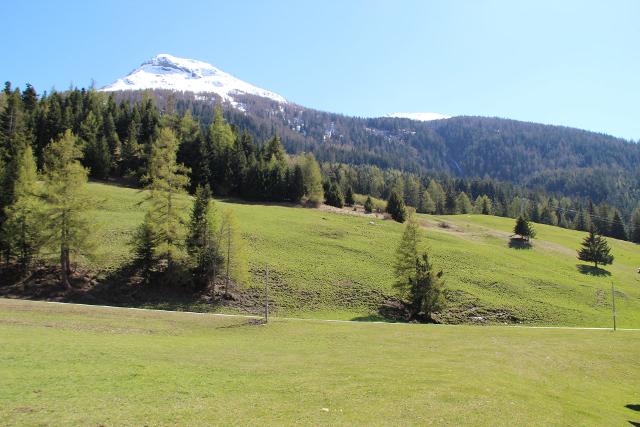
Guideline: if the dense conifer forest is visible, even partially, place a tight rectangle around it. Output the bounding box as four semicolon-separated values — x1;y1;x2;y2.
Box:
1;83;639;251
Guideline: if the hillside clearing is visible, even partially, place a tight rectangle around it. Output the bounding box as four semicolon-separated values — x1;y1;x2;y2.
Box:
2;182;640;327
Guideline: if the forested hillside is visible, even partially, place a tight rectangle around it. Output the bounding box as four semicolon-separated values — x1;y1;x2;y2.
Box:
1;83;639;242
111;89;640;215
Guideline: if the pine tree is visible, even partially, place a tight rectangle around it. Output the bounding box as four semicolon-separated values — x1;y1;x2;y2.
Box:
573;209;591;231
325;182;344;208
344;186;355;207
219;209;247;296
1;145;46;271
513;215;536;241
408;253;446;320
131;211;156;282
445;190;457;214
394;219;421;296
630;208;640;244
577;228;614;269
43;130;94;288
301;153;323;206
288;164;305;202
609;210;627;241
80;111;111;179
386;191;407;222
364;196;374;213
143;127;190;275
186;185;223;289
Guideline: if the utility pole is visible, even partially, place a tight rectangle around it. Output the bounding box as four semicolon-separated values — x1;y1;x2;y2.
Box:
611;282;617;331
264;265;269;323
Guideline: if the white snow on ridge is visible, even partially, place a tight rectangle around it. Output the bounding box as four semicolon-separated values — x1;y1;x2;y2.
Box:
101;54;286;105
386;112;450;121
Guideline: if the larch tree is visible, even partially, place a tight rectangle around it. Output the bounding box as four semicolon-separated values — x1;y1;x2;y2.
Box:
43;130;94;288
142;127;190;275
455;192;473;214
301;153;323;206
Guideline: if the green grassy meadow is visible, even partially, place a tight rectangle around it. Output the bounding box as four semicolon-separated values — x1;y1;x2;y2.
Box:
63;182;640;326
0;299;638;426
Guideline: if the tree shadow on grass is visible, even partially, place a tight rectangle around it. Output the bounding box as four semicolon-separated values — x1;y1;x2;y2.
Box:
627;404;640;426
577;264;611;277
508;238;533;250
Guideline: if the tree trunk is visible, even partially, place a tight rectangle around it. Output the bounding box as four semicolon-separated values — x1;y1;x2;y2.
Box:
60;246;71;289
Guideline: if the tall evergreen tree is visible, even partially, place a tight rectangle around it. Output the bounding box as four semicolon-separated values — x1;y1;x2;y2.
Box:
418;190;436;214
426;181;446;214
364;195;374;213
1;146;46;270
408;253;446;320
577;228;614;269
609;210;627;241
394;219;421;295
43;130;94;287
344;186;355;207
386;191;407;222
630;208;640;244
186;185;223;289
325;182;344;208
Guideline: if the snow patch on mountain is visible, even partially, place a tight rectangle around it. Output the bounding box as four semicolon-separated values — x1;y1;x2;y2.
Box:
101;54;286;105
386;112;450;121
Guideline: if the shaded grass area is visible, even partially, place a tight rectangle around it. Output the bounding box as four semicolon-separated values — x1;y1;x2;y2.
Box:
20;182;640;326
0;299;639;426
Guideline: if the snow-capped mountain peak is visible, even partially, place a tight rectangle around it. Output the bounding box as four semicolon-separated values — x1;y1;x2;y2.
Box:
101;53;286;105
386;112;450;121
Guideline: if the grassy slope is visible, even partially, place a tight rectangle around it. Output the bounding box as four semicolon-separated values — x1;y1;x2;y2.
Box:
1;299;638;426
80;182;640;326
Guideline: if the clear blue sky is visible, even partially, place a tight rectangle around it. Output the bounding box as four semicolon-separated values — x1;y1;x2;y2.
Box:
2;0;639;140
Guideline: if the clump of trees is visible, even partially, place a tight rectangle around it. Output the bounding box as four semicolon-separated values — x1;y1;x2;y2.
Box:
393;219;446;321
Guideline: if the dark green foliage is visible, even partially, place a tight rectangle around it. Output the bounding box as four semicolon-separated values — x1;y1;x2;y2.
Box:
325;182;344;208
364;196;373;213
577;228;614;269
408;253;446;320
514;215;536;241
609;210;627;241
132;212;156;281
386;191;407;222
344;186;355;207
186;185;223;289
288;165;305;203
631;208;640;244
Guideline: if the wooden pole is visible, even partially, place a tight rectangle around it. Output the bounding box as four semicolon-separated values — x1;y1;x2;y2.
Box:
264;265;269;323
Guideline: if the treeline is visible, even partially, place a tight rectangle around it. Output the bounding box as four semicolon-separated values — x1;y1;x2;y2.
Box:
123;90;640;217
1;83;638;247
319;162;640;242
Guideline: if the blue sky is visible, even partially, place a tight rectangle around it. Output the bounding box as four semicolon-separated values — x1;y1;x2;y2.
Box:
2;0;639;140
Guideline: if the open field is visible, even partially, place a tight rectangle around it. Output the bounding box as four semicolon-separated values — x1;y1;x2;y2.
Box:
19;182;640;326
0;298;639;426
